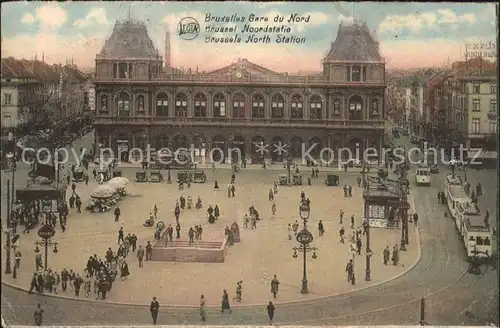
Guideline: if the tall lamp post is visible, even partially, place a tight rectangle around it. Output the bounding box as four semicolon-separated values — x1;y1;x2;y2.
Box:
292;204;318;294
4;180;12;274
398;162;410;251
286;155;292;185
35;218;58;270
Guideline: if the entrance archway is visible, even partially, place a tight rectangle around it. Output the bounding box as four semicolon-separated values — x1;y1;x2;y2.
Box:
193;135;206;159
172;134;188;151
344;137;364;162
212;135;226;163
115;133;130;162
309;137;322;158
155;134;169;150
270;136;286;162
251;136;265;164
231;135;245;163
290;136;302;159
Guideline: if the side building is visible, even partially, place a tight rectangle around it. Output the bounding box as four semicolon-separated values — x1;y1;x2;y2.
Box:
93;20;387;164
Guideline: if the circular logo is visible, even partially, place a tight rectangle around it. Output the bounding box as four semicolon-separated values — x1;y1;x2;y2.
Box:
178;17;200;40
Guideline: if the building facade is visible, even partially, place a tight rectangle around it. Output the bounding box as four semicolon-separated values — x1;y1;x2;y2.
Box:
93;20;387;163
1;57;90;132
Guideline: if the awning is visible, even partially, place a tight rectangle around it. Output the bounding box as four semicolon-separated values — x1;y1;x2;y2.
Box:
467;149;498;159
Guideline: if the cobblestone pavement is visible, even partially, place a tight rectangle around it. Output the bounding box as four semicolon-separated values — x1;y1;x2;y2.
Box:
1;133;497;325
1;158;419;306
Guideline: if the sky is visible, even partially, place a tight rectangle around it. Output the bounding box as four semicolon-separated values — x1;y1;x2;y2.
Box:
1;2;497;72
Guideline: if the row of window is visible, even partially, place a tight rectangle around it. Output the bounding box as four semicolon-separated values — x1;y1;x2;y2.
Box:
471;118;497;134
100;92;381;120
472;98;497;112
472;83;497;94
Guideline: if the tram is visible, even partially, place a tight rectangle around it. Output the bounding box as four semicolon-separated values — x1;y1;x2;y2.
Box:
462;215;492;259
445;185;471;220
414;164;431;186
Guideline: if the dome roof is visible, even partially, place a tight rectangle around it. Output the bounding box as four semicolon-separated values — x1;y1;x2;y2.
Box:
97;20;160;60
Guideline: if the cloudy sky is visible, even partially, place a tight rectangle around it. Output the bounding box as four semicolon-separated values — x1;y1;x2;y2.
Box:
1;2;497;72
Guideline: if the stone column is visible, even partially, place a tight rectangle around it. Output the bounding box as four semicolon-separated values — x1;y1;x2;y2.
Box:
168;90;175;117
303;92;310;119
284;91;290;119
322;94;327;119
264;90;271;118
151;92;156;117
187;89;194;118
226;91;233;118
207;91;213;118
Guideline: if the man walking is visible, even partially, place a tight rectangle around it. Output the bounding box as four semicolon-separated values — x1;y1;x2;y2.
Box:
270;274;280;298
267;301;275;325
150;297;159;325
33;303;44;326
137;245;145;267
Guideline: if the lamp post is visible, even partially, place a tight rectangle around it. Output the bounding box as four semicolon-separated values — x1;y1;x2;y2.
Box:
299;202;310;228
365;222;372;281
398;162;410;251
286;155;292;185
35;224;57;270
292;229;317;294
4;180;12;274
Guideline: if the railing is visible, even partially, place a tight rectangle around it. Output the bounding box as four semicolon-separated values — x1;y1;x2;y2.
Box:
93;73;385;86
93;115;385;129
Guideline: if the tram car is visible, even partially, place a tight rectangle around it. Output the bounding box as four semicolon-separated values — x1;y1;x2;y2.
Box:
455;201;480;235
461;212;492;259
445;185;471;220
414;164;431;186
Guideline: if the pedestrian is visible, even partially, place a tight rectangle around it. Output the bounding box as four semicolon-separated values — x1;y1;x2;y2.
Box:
318;220;324;236
339;227;345;244
391;245;399;265
413;212;419;226
270;274;280;298
267;301;275;325
118;227;124;243
114;207;121;222
339;209;344;224
383;246;390;265
137;245;145;267
150;297;159;325
221;289;232;313
350;215;355;229
345;259;354;283
33;303;44;326
200;295;206;321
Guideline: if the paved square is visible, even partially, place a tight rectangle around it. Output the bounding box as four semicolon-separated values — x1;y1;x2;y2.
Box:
2;169;418;306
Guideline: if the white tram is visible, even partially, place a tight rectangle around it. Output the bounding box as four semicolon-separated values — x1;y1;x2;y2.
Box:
462;215;492;258
443;174;464;190
455;201;480;235
445;185;471;220
414;164;431;186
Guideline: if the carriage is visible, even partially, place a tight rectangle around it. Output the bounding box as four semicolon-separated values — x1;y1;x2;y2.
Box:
148;170;164;183
325;174;339;186
73;167;84;182
278;174;288;186
177;171;192;183
135;171;147;183
292;174;302;186
193;170;206;183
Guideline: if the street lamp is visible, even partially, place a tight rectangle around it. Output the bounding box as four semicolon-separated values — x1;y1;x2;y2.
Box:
4;180;12;274
299;202;310;227
35;223;57;271
398;162;410;251
364;222;373;281
292;229;317;294
286;155;292;185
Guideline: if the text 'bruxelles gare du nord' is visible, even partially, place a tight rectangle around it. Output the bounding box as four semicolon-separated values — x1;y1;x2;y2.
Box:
204;13;310;44
19;142;480;168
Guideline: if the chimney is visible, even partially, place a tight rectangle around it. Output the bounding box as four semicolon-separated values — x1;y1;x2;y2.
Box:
165;31;171;67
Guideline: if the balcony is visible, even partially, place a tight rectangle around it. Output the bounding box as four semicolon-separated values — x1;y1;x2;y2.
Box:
93;73;385;87
93;115;385;130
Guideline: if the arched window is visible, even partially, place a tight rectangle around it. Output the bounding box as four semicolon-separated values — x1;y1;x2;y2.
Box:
233;93;246;118
271;94;284;118
156;93;168;117
194;93;207;117
137;95;145;112
332;98;341;116
116;92;130;116
309;95;323;119
100;95;108;112
252;94;265;118
290;94;303;119
349;95;363;120
371;98;379;116
352;66;361;82
213;93;226;117
174;93;187;117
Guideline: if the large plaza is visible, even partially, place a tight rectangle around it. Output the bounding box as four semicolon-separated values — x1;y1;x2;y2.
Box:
1;162;419;306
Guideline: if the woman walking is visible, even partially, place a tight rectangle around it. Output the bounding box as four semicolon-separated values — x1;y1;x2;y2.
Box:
200;295;206;321
267;301;275;325
221;289;232;313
